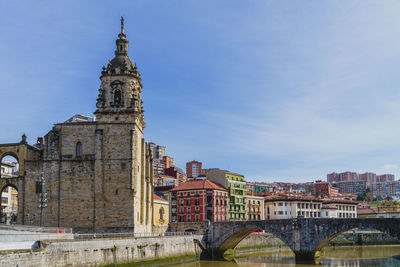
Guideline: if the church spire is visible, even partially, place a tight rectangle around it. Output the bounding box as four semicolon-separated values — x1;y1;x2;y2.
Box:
118;16;126;40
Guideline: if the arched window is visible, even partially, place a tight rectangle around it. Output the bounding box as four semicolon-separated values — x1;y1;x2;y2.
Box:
114;90;122;105
159;207;165;221
76;142;82;157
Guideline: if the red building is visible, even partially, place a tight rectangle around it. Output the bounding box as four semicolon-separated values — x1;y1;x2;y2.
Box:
327;172;339;183
164;166;187;185
186;160;202;178
315;180;339;197
377;174;395;182
359;172;377;186
169;180;228;223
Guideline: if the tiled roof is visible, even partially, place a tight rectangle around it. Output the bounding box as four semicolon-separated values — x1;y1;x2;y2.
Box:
264;196;323;203
170;179;227;191
322;200;358;205
153;194;168;203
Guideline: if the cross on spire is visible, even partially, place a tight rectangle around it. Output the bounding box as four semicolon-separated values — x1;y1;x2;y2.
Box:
118;16;126;40
121;16;125;34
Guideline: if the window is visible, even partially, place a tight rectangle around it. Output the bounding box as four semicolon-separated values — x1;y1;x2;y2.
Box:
76;142;82;157
159;207;165;221
278;211;283;215
114;89;122;105
186;199;190;205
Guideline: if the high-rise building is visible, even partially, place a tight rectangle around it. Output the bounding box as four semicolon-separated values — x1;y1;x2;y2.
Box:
207;170;247;221
377;174;395;182
148;142;166;160
359;172;377;186
186;160;202;178
333;181;367;195
372;181;400;198
338;172;359;182
327;172;339;183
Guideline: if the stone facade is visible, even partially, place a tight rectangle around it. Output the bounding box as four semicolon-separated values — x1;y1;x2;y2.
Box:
11;18;154;233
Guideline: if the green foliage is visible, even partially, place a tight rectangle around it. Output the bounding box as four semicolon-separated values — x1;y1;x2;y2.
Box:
357;188;373;202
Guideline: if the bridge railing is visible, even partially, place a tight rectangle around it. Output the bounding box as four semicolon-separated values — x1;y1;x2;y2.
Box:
73;231;195;240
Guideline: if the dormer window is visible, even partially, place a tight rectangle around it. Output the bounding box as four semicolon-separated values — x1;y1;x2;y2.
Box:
114;89;122;105
76;142;82;157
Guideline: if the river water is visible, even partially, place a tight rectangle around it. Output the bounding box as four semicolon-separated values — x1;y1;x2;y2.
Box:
172;245;400;267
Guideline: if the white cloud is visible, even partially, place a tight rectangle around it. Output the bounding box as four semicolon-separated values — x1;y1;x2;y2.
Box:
383;164;398;171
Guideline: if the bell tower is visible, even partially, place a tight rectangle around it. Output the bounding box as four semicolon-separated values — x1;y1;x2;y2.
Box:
95;17;144;128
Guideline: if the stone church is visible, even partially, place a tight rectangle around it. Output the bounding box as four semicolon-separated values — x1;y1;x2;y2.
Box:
0;18;154;233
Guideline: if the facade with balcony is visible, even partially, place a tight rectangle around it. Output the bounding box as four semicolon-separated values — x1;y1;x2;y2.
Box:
169;180;228;223
246;195;264;220
207;170;247;221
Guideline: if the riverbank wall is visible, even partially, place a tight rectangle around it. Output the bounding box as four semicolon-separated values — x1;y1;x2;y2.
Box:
0;235;202;267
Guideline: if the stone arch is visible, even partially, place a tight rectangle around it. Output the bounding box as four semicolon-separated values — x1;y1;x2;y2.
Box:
0;138;42;225
0;183;19;224
0;151;20;179
211;220;296;258
209;218;400;262
311;219;400;253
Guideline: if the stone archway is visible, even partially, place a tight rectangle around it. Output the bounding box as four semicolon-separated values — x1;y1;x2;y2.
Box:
0;184;19;224
0;135;42;224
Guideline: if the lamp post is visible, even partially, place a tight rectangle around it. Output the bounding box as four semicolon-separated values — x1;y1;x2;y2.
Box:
37;177;47;227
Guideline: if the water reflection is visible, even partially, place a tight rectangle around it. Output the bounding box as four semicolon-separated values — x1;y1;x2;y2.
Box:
172;246;400;267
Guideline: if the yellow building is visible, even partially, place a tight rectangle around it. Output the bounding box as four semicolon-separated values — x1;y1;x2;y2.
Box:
153;194;169;233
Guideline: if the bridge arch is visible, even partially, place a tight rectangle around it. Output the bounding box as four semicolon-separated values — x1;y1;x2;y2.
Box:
209;218;400;262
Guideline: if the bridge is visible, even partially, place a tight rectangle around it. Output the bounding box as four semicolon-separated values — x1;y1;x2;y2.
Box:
202;218;400;262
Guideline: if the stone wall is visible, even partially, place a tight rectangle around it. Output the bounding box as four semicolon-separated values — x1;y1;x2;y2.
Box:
0;235;202;267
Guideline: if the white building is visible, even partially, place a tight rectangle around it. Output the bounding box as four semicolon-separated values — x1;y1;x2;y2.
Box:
322;200;357;218
264;197;357;219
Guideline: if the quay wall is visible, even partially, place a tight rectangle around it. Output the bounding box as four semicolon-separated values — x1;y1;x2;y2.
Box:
0;235;202;267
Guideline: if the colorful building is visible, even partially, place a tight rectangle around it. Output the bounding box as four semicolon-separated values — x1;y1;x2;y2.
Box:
169;180;228;223
246;195;264;220
207;170;247;221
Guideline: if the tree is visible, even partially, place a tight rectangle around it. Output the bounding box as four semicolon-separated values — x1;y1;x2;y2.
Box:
357;188;373;202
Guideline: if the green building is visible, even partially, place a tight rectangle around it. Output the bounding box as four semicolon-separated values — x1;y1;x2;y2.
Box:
207;170;247;220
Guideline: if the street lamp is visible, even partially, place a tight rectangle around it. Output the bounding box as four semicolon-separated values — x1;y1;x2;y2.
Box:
36;177;47;227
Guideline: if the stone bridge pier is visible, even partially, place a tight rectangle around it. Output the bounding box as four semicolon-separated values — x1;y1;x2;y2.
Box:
205;218;400;262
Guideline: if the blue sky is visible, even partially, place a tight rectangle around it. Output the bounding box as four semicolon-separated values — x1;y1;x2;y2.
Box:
1;1;400;182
